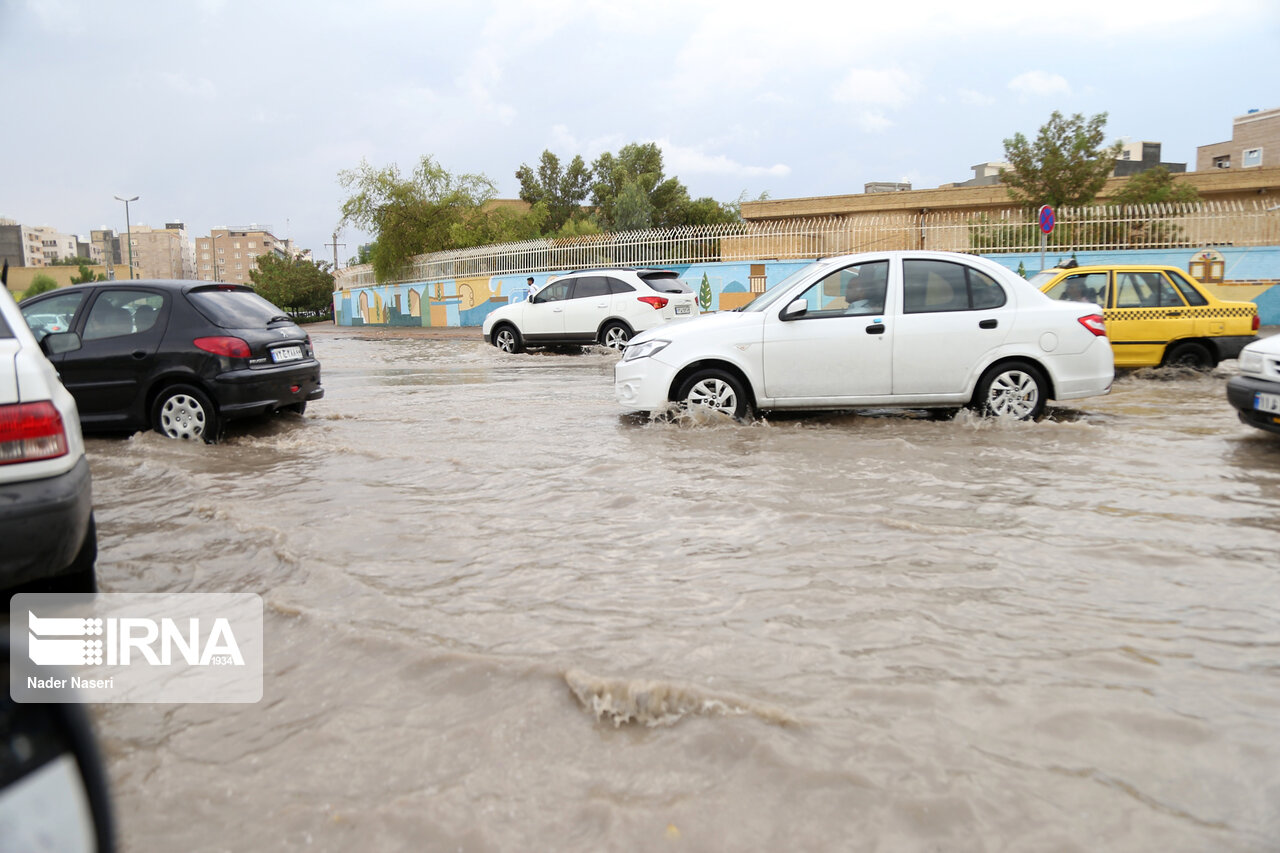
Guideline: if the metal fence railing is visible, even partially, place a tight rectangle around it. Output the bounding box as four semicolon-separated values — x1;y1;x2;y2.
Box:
334;201;1280;289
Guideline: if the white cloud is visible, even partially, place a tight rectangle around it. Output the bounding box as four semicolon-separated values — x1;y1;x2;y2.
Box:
657;139;791;179
958;88;996;106
855;112;894;134
832;68;919;108
1008;71;1072;98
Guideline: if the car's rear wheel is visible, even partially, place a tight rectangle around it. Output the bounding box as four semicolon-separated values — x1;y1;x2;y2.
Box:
600;322;631;350
677;369;753;421
1162;341;1214;370
972;361;1047;421
493;324;523;353
153;384;219;443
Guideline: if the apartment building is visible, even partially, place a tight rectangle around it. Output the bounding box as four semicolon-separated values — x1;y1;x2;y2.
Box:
114;222;194;279
194;225;289;283
1197;107;1280;171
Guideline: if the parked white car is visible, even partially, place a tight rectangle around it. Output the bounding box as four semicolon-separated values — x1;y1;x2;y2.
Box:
0;273;97;592
616;251;1114;421
483;268;698;352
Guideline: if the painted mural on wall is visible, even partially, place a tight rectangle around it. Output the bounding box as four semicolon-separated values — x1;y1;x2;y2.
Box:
335;247;1280;327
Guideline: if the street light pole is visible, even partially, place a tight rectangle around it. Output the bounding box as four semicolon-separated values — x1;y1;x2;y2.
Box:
114;195;138;279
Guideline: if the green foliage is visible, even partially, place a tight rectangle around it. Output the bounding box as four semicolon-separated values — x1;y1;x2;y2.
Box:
248;254;335;315
1001;111;1123;208
449;202;548;250
338;155;498;282
612;181;656;231
515;151;591;234
590;143;691;230
69;263;104;284
26;274;57;296
50;255;95;267
1017;262;1026;278
1110;166;1200;207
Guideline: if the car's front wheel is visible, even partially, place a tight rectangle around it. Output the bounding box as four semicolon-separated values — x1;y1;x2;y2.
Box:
677;369;753;421
1162;341;1214;370
152;384;220;443
972;361;1047;421
492;324;523;353
600;322;631;350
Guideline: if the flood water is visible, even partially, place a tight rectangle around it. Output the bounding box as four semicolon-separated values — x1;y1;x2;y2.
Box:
88;324;1280;852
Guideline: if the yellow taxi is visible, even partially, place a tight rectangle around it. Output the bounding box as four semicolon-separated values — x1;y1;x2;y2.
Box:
1031;263;1259;368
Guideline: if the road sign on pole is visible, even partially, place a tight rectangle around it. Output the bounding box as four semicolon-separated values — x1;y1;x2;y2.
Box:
1038;205;1055;271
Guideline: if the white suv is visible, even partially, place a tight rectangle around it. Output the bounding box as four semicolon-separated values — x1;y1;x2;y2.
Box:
1;272;97;593
616;251;1114;422
483;268;698;353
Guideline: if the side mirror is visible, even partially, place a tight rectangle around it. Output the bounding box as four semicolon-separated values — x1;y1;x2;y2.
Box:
1;635;116;852
40;331;82;356
780;299;809;321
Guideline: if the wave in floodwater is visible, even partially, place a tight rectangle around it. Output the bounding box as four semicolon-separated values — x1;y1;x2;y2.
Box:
565;668;799;729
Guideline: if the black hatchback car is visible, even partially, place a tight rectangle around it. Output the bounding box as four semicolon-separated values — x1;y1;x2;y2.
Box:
20;280;323;443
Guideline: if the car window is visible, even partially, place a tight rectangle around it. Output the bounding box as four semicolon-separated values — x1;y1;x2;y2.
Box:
790;261;888;318
570;277;611;299
21;292;86;341
638;272;691;294
1166;269;1209;306
606;278;636;294
1045;272;1109;305
903;260;1006;313
533;281;571;304
186;287;287;328
1116;272;1183;308
83;290;163;341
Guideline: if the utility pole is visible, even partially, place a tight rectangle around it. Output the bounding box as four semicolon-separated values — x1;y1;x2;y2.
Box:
324;231;345;271
115;195;138;279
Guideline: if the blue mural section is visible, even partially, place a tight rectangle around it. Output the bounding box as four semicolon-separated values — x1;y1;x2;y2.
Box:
335;249;1280;327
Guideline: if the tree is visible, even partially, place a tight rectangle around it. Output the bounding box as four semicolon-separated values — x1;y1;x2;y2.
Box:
699;273;712;311
25;274;57;297
1001;112;1123;208
249;254;335;316
338;155;498;282
589;143;690;230
515;151;591;234
1109;166;1200;207
69;263;104;284
612;181;656;231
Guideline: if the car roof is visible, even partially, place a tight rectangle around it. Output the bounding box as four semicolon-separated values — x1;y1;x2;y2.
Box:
1042;264;1186;274
560;267;675;277
20;279;252;301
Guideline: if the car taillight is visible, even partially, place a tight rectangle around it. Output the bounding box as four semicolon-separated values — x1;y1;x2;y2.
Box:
638;296;669;310
1253;314;1261;332
0;401;69;465
194;336;251;358
1077;314;1107;337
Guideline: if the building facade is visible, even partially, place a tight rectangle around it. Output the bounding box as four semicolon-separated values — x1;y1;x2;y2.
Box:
115;222;194;280
1197;108;1280;171
194;225;289;284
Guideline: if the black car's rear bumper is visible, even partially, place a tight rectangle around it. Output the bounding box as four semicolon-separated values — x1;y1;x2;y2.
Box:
1213;335;1257;362
213;359;324;420
0;455;94;589
1226;375;1280;436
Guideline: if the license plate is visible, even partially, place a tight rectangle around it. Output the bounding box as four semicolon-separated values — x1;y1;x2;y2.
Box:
675;305;691;315
271;345;303;363
1255;392;1280;414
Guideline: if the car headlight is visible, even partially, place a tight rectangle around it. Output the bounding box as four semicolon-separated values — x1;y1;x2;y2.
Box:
1239;348;1264;375
623;339;670;361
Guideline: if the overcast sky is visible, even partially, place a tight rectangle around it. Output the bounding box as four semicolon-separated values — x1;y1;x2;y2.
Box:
3;0;1277;265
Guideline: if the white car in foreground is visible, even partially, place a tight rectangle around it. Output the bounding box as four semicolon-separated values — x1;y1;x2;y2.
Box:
616;251;1114;421
483;268;698;352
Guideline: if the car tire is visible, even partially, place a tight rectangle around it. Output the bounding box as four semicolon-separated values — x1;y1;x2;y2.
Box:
493;324;523;353
153;384;220;443
1162;341;1214;370
677;368;753;421
971;361;1047;421
600;322;631;351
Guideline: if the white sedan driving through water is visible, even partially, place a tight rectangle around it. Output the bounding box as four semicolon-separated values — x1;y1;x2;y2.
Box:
615;251;1114;421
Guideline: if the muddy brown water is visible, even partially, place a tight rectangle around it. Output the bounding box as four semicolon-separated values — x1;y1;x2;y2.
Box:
87;324;1280;851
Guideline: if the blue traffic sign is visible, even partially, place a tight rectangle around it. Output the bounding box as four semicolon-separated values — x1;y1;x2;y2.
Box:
1038;205;1056;234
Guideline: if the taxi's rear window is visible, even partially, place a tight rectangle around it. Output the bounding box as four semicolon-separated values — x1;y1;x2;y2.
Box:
186;287;288;329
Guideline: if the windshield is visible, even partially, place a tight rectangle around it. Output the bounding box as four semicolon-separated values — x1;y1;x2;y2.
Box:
186;287;291;329
739;261;832;312
1027;270;1059;289
638;272;692;294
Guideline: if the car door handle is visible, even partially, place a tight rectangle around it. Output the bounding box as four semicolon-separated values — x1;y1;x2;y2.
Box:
132;351;147;359
1166;311;1182;317
979;319;998;329
865;323;886;335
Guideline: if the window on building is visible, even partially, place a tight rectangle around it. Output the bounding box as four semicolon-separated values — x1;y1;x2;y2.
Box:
234;241;241;249
248;241;256;248
1213;155;1231;169
1243;148;1263;168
